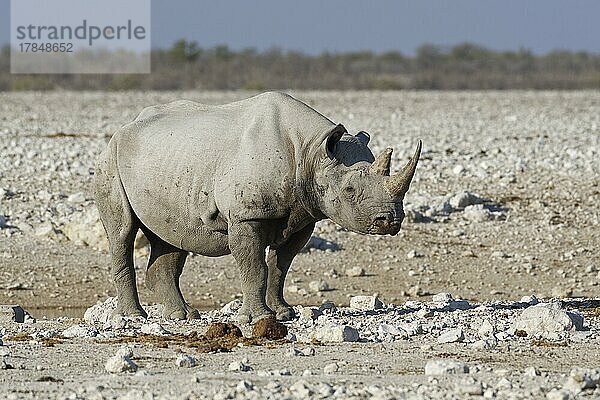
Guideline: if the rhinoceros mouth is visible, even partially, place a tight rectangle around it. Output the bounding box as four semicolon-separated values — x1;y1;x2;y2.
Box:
367;214;403;235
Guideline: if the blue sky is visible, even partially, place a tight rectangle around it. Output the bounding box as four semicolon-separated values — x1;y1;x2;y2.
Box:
2;0;599;55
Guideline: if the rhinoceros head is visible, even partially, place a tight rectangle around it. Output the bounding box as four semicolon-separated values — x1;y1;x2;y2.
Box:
312;125;421;236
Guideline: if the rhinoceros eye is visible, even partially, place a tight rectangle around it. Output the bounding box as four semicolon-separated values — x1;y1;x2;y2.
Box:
343;185;356;198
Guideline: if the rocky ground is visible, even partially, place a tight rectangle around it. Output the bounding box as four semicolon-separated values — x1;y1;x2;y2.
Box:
0;90;599;399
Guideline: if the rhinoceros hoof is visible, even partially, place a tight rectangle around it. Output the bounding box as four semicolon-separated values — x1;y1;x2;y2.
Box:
274;306;296;322
163;305;200;320
113;304;148;320
235;306;274;325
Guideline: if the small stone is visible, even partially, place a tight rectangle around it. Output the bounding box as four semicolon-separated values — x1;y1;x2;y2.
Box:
432;292;453;303
105;355;137;373
235;380;254;392
449;191;484;209
286;347;301;357
407;250;424;259
309;280;330;292
513;303;584;335
345;266;366;277
1;359;11;369
83;297;118;325
478;319;495;337
228;360;251;372
323;363;339;374
524;366;540;377
349;295;383;311
437;328;464;344
298;306;322;321
175;354;197;368
62;324;99;338
300;347;316;357
34;222;54;236
463;204;492;222
316;383;334;397
63;207;109;250
457;378;483;395
496;377;513;390
324;268;339;278
471;338;498;350
520;294;540;305
448;299;471;310
67;192;86;203
140;322;170;336
118;389;151;400
425;360;469;375
318;302;337;314
220;299;242;315
452;165;465;175
416;308;433;318
288;346;316;357
303;236;339;252
563;368;596;394
546;389;571;400
116;346;133;358
312;325;359;343
290;380;313;397
377;324;405;338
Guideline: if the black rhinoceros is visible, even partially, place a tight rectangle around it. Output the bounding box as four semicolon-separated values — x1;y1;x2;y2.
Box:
94;92;421;323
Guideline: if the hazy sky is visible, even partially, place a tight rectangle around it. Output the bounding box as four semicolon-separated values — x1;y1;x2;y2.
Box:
2;0;599;55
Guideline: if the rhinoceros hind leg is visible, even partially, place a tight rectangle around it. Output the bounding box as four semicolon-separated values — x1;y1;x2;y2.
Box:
144;230;199;320
266;223;315;321
94;149;146;319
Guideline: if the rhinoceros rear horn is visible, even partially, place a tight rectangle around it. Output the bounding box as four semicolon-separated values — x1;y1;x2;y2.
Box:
369;148;393;176
385;140;422;196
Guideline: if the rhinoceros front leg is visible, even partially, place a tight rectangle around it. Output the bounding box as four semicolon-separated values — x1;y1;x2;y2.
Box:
144;230;200;320
266;223;315;321
228;221;274;324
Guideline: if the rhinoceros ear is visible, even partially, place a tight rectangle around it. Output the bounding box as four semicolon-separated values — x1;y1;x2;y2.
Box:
325;124;346;157
355;131;370;145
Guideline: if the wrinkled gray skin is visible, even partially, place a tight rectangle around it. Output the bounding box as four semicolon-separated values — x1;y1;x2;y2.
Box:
94;92;421;323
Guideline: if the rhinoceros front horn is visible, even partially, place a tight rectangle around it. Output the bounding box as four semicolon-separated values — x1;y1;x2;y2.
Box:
369;148;393;176
385;140;422;196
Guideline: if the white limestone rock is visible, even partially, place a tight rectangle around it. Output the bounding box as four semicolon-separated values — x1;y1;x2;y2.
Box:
437;328;464;344
349;295;383;311
312;325;359;343
513;303;584;335
425;360;469;375
105;354;138;373
175;354;197;368
62;324;99;338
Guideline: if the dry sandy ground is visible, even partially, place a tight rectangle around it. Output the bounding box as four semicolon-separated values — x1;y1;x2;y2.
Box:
0;91;599;399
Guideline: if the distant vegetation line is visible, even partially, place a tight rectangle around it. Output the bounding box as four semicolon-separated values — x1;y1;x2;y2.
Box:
1;41;600;90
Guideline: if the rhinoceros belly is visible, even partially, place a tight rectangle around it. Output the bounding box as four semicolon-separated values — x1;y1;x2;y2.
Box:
115;122;232;256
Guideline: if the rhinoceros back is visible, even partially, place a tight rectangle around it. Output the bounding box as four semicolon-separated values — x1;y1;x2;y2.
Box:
112;92;335;252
